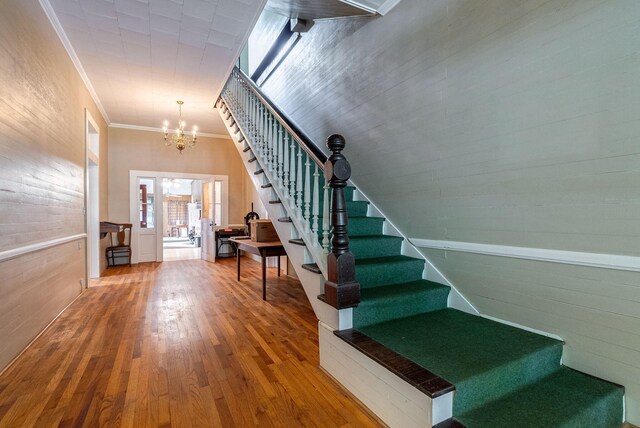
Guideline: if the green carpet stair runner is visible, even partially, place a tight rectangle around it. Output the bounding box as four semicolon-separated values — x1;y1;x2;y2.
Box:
330;187;624;427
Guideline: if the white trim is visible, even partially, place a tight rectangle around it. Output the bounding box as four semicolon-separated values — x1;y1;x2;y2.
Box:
85;109;100;282
377;0;403;15
336;0;377;14
109;123;231;140
350;183;479;315
409;238;640;273
337;0;402;15
38;0;109;124
0;234;87;263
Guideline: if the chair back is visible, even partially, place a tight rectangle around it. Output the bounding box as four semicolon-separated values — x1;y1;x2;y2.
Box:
109;223;132;248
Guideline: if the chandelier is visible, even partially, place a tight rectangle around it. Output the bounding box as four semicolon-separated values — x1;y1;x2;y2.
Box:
163;100;197;154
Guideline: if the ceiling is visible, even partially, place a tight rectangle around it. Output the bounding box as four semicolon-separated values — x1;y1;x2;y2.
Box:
47;0;267;135
44;0;396;135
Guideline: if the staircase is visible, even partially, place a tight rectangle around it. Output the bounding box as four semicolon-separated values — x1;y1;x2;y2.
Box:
217;67;625;427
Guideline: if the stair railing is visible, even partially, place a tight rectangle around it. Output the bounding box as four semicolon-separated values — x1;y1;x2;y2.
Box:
218;67;360;309
219;67;331;272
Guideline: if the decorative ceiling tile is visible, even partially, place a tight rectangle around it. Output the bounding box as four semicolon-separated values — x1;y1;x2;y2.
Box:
48;0;266;134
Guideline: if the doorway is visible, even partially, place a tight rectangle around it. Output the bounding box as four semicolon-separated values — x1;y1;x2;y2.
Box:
129;170;229;264
162;178;201;261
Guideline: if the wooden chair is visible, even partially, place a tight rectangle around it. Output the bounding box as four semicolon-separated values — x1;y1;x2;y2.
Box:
105;223;132;267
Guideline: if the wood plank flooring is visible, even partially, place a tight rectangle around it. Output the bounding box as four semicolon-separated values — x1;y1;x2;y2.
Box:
0;258;382;427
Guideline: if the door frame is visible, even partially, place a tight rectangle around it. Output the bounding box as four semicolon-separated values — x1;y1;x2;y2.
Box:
129;170;229;263
84;109;100;284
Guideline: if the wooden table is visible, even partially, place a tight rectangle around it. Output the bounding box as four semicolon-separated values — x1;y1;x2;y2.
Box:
229;237;287;300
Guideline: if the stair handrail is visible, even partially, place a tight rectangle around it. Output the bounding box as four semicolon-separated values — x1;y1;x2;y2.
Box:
231;67;327;167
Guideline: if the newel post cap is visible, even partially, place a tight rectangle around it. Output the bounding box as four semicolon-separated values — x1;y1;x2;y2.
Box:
325;134;351;183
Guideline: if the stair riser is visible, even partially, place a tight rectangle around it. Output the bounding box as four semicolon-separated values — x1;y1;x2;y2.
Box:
319;201;368;217
354;288;450;329
357;260;425;288
316;217;384;237
350;238;403;259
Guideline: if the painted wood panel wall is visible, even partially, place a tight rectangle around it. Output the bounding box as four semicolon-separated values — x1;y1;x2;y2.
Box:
0;241;85;370
260;0;640;422
0;0;109;371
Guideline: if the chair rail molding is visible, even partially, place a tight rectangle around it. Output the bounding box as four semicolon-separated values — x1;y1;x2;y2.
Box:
409;238;640;272
0;234;87;263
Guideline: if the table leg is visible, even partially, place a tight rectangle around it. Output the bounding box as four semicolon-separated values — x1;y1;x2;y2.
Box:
237;248;241;281
262;255;267;301
277;256;281;276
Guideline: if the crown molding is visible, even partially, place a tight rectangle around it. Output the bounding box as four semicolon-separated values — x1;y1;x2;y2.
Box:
109;123;231;140
38;0;110;125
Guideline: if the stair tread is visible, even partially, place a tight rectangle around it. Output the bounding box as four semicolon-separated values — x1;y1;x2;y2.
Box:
354;280;451;329
289;239;305;246
456;367;623;428
360;308;562;382
242;146;251;152
301;263;321;274
359;308;563;415
335;329;455;399
278;217;292;223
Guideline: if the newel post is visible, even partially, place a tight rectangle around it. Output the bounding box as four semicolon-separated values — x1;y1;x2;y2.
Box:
323;134;360;309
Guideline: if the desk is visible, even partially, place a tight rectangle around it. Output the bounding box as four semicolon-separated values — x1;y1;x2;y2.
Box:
230;237;286;300
171;224;188;238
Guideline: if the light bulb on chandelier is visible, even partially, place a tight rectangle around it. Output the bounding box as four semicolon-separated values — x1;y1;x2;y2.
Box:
163;101;197;154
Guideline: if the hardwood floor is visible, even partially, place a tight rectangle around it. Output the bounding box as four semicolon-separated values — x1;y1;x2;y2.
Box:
0;258;382;427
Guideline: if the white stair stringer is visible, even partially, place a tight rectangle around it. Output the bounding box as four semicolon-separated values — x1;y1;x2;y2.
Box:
216;103;351;331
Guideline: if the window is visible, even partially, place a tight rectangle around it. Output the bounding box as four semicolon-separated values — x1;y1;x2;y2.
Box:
139;178;155;228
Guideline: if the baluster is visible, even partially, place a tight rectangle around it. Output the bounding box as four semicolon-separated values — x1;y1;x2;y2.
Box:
304;155;311;232
259;105;265;156
238;80;244;124
277;125;283;185
296;146;303;219
312;164;320;246
261;107;268;156
270;115;276;171
251;95;257;141
265;115;271;170
322;182;330;253
283;133;290;202
289;139;297;208
243;82;248;124
265;113;271;167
